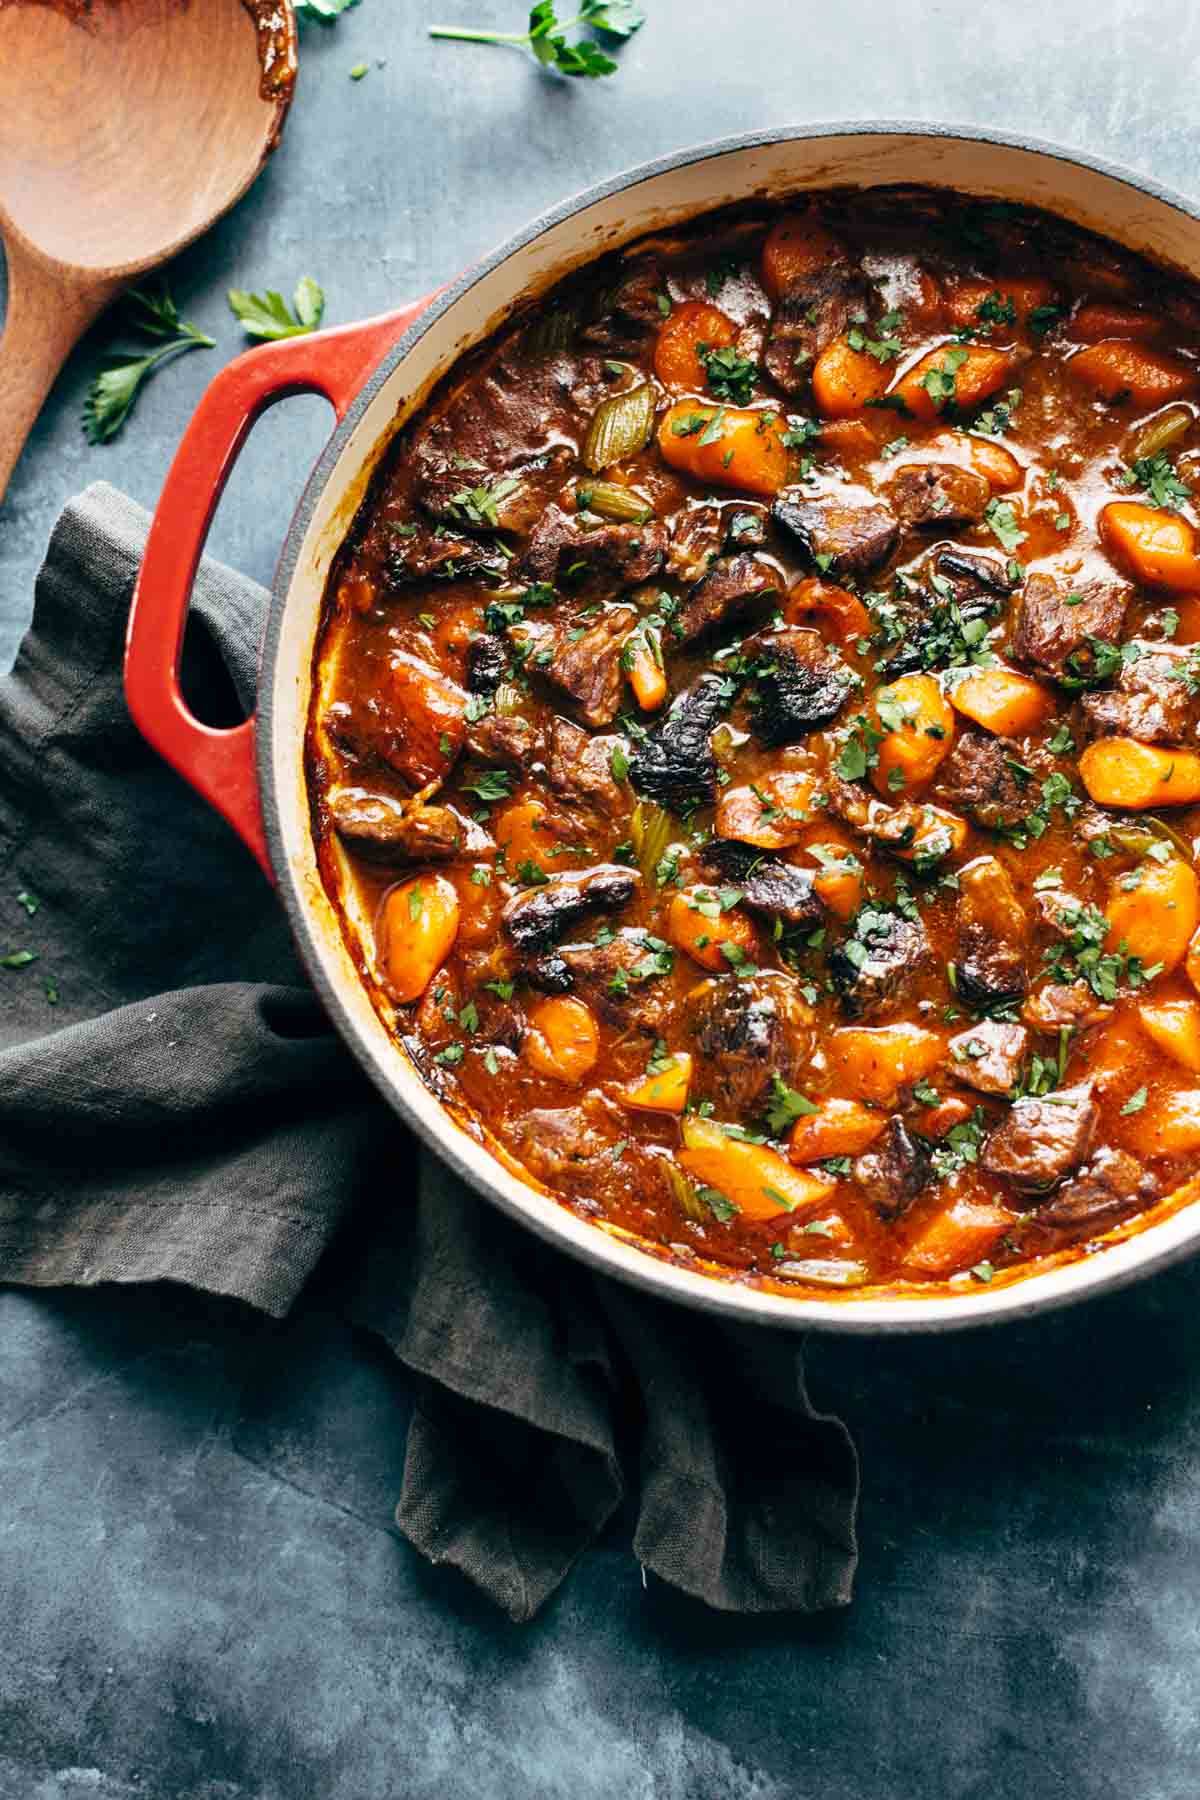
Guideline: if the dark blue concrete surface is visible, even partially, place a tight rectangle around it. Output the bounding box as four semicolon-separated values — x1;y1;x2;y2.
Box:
5;2;1200;1795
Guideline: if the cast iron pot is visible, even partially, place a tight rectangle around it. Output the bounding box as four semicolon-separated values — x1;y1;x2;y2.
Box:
125;122;1200;1332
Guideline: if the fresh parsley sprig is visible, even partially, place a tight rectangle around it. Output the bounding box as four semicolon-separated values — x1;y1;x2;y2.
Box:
294;0;360;17
429;0;645;78
82;284;214;445
228;278;326;342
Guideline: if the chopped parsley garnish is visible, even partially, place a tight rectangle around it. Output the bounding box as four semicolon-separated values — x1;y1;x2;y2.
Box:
460;768;512;803
765;1074;820;1134
917;345;969;411
698;344;758;406
1121;452;1192;511
983;498;1026;553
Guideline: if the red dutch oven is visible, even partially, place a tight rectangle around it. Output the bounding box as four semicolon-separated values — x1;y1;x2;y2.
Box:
125;122;1200;1332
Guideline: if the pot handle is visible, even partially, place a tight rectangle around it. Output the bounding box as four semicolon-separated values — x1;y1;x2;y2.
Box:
124;296;437;881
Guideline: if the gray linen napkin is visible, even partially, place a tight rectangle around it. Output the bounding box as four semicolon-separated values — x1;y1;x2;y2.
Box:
0;481;859;1620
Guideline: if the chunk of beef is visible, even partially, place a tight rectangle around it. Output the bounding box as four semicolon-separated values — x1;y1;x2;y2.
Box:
464;712;539;770
955;855;1030;1008
1079;642;1200;746
853;1119;931;1221
725;507;768;551
384;525;507;588
886;462;991;528
763;268;867;395
685;973;814;1117
936;726;1033;830
771;488;899;579
465;635;508;695
1021;983;1113;1033
502;864;639;952
948;1020;1029;1095
328;791;486;864
411;348;608;482
1011;573;1131;683
325;653;468;789
629;672;732;812
1030;1146;1156;1232
882;570;1007;679
667;505;723;585
743;625;856;743
829;905;932;1019
546;717;627;818
580;259;667;350
933;549;1017;605
980;1082;1098;1192
516;504;667;591
510;1100;625;1181
522;604;638;728
866;801;963;868
699;839;826;928
527;928;673;1033
675;553;781;644
416;464;531;532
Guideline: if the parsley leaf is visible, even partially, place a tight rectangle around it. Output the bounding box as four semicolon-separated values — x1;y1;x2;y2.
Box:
983;498;1026;554
698;344;757;406
765;1073;820;1135
429;0;643;77
1122;452;1191;511
295;0;361;18
228;277;326;342
83;283;214;444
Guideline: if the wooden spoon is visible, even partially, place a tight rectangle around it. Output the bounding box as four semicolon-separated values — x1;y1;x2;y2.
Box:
0;0;297;505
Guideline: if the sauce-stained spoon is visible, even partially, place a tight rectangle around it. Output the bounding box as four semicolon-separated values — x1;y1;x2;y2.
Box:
0;0;297;504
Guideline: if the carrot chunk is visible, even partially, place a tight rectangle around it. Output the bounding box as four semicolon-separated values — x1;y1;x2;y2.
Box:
828;1024;946;1104
801;839;866;920
1099;500;1200;590
653;298;737;392
787;1098;886;1164
1139;1000;1200;1073
902;1198;1014;1278
625;633;668;711
811;338;890;418
679;1116;836;1221
1105;857;1199;975
1122;1089;1200;1156
944;275;1056;329
869;673;955;796
658;402;790;496
950;666;1057;736
716;769;815;849
1071;301;1160;342
891;344;1017;422
622;1052;693;1115
1079;737;1200;810
524;996;600;1084
667;888;760;973
379;874;460;1004
1069;340;1194;405
783;577;872;645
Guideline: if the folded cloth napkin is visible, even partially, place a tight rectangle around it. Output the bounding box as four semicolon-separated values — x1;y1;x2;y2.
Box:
0;482;859;1621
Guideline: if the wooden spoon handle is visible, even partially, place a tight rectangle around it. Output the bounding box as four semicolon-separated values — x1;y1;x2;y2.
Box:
0;236;120;507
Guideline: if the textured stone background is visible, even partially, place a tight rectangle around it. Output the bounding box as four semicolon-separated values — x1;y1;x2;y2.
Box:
4;3;1200;1796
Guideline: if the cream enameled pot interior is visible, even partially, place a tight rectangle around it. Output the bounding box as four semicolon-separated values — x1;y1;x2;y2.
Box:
261;126;1200;1331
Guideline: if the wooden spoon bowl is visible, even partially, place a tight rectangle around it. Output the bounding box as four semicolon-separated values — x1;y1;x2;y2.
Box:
0;0;297;503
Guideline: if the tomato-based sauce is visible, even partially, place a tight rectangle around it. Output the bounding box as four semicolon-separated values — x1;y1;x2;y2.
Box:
308;186;1200;1300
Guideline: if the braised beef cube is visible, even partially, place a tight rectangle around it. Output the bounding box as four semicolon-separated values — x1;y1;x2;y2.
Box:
685;973;813;1117
580;258;667;349
667;504;723;585
502;864;639;952
328;791;483;864
1031;1146;1155;1232
700;839;826;928
517;504;667;591
527;604;638;728
412;347;607;480
547;717;627;818
325;653;468;789
1079;642;1200;746
629;672;733;812
417;465;523;531
675;553;781;644
980;1082;1098;1192
724;507;768;551
948;1020;1029;1095
511;1100;626;1180
936;727;1033;830
465;635;508;694
955;855;1030;1008
763;268;866;395
853;1119;931;1221
1021;982;1113;1033
771;489;899;578
464;712;539;770
528;928;674;1033
1011;573;1131;683
829;904;931;1019
384;525;507;588
743;625;856;743
886;462;991;528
